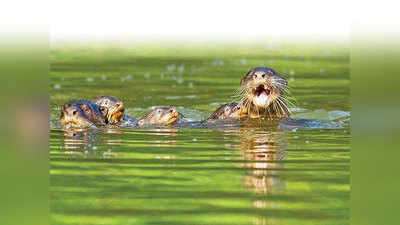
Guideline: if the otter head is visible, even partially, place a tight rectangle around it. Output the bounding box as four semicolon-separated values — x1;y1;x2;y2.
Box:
137;107;180;127
92;96;125;125
206;102;242;121
240;67;289;117
60;103;94;128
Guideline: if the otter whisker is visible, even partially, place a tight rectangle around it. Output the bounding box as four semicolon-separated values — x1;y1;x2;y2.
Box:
276;97;290;115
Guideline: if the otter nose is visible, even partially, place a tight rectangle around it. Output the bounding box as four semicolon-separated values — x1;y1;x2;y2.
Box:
169;107;176;113
255;73;266;79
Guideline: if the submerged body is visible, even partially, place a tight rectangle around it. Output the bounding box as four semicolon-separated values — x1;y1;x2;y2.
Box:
238;67;291;119
137;107;183;127
60;100;106;128
205;102;242;122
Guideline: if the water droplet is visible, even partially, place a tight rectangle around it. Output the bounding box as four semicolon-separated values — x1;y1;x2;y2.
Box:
192;138;197;141
188;82;194;88
87;77;94;82
178;65;185;73
54;84;61;89
102;74;107;80
177;77;184;84
212;59;224;66
165;96;181;100
144;73;151;79
167;64;176;72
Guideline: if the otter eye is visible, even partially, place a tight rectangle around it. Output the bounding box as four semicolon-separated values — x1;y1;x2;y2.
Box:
262;74;266;78
72;110;77;115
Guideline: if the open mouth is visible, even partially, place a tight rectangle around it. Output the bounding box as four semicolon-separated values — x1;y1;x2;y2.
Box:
64;121;79;129
166;113;179;124
109;106;125;123
252;84;272;107
253;84;271;96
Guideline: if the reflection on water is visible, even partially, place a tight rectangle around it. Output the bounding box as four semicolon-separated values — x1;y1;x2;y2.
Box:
219;125;287;225
52;118;349;225
238;128;286;195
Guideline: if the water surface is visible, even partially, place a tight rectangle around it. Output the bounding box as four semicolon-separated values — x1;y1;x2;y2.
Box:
50;42;350;225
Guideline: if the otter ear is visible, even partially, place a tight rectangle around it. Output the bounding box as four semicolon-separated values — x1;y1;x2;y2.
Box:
61;104;71;112
80;104;91;115
240;70;253;86
240;78;245;86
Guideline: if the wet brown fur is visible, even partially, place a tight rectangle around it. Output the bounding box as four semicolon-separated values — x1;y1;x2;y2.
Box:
137;107;182;127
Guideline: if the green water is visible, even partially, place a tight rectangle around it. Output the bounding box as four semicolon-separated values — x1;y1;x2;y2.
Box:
50;42;350;225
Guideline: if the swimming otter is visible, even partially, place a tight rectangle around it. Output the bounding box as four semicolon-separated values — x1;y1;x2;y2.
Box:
136;107;183;127
60;100;106;128
238;67;291;118
92;96;125;125
205;102;242;121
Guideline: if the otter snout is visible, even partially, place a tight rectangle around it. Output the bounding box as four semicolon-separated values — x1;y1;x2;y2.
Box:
169;107;176;114
254;71;267;80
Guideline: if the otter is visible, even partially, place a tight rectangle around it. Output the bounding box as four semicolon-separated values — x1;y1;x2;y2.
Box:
238;67;291;118
59;101;104;128
205;102;242;121
136;107;183;127
92;96;125;125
